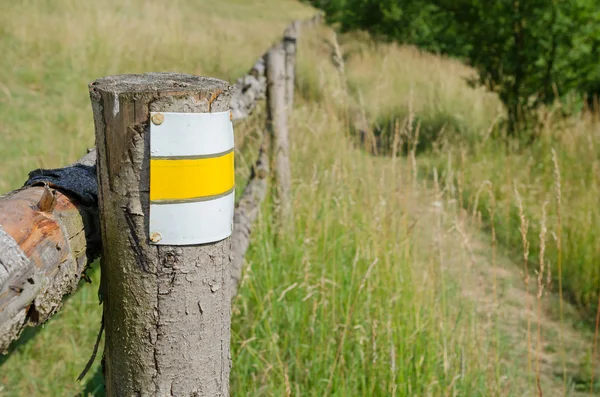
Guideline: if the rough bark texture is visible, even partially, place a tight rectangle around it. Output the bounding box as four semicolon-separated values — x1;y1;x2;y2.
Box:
0;151;100;353
89;73;232;397
230;136;270;296
284;21;299;109
266;44;294;230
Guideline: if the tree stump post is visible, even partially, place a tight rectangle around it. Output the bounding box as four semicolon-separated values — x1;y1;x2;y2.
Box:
266;45;294;232
89;73;233;396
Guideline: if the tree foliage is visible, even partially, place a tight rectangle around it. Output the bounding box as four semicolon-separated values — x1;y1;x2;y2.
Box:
308;0;600;136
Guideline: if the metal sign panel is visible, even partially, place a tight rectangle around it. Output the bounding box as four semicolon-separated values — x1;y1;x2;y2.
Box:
149;111;235;245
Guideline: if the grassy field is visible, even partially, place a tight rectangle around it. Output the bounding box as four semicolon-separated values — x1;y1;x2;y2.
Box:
293;30;600;395
334;32;600;318
0;0;312;193
1;0;599;396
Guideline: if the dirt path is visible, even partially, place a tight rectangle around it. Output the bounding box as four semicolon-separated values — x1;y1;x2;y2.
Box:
409;186;600;396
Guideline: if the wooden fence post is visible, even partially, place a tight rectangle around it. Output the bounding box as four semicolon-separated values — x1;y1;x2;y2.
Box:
284;21;299;109
266;45;294;231
89;73;233;396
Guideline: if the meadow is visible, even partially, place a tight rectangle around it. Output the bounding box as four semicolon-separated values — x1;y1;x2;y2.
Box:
335;31;600;321
0;0;598;396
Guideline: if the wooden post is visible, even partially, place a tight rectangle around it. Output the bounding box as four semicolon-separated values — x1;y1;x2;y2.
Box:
89;73;233;396
266;45;294;230
284;21;299;109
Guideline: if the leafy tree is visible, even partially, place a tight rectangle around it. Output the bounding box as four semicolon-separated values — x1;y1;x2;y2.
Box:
433;0;600;135
307;0;600;138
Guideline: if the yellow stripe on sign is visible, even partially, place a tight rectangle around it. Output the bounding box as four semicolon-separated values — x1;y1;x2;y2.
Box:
150;151;234;202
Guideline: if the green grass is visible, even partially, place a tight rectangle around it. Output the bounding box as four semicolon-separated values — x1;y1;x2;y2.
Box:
293;27;600;394
229;99;501;395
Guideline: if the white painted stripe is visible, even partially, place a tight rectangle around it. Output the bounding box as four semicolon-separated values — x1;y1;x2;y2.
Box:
150;111;234;158
149;190;234;245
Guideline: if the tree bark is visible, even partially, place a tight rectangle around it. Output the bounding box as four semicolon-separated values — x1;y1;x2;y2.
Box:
0;151;100;353
266;44;294;231
89;73;233;396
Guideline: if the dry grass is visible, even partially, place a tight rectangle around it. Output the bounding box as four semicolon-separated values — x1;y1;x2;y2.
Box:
455;115;600;312
231;86;497;395
340;34;502;148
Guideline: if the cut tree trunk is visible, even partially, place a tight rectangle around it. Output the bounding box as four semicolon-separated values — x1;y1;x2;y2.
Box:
89;73;233;396
0;151;100;353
